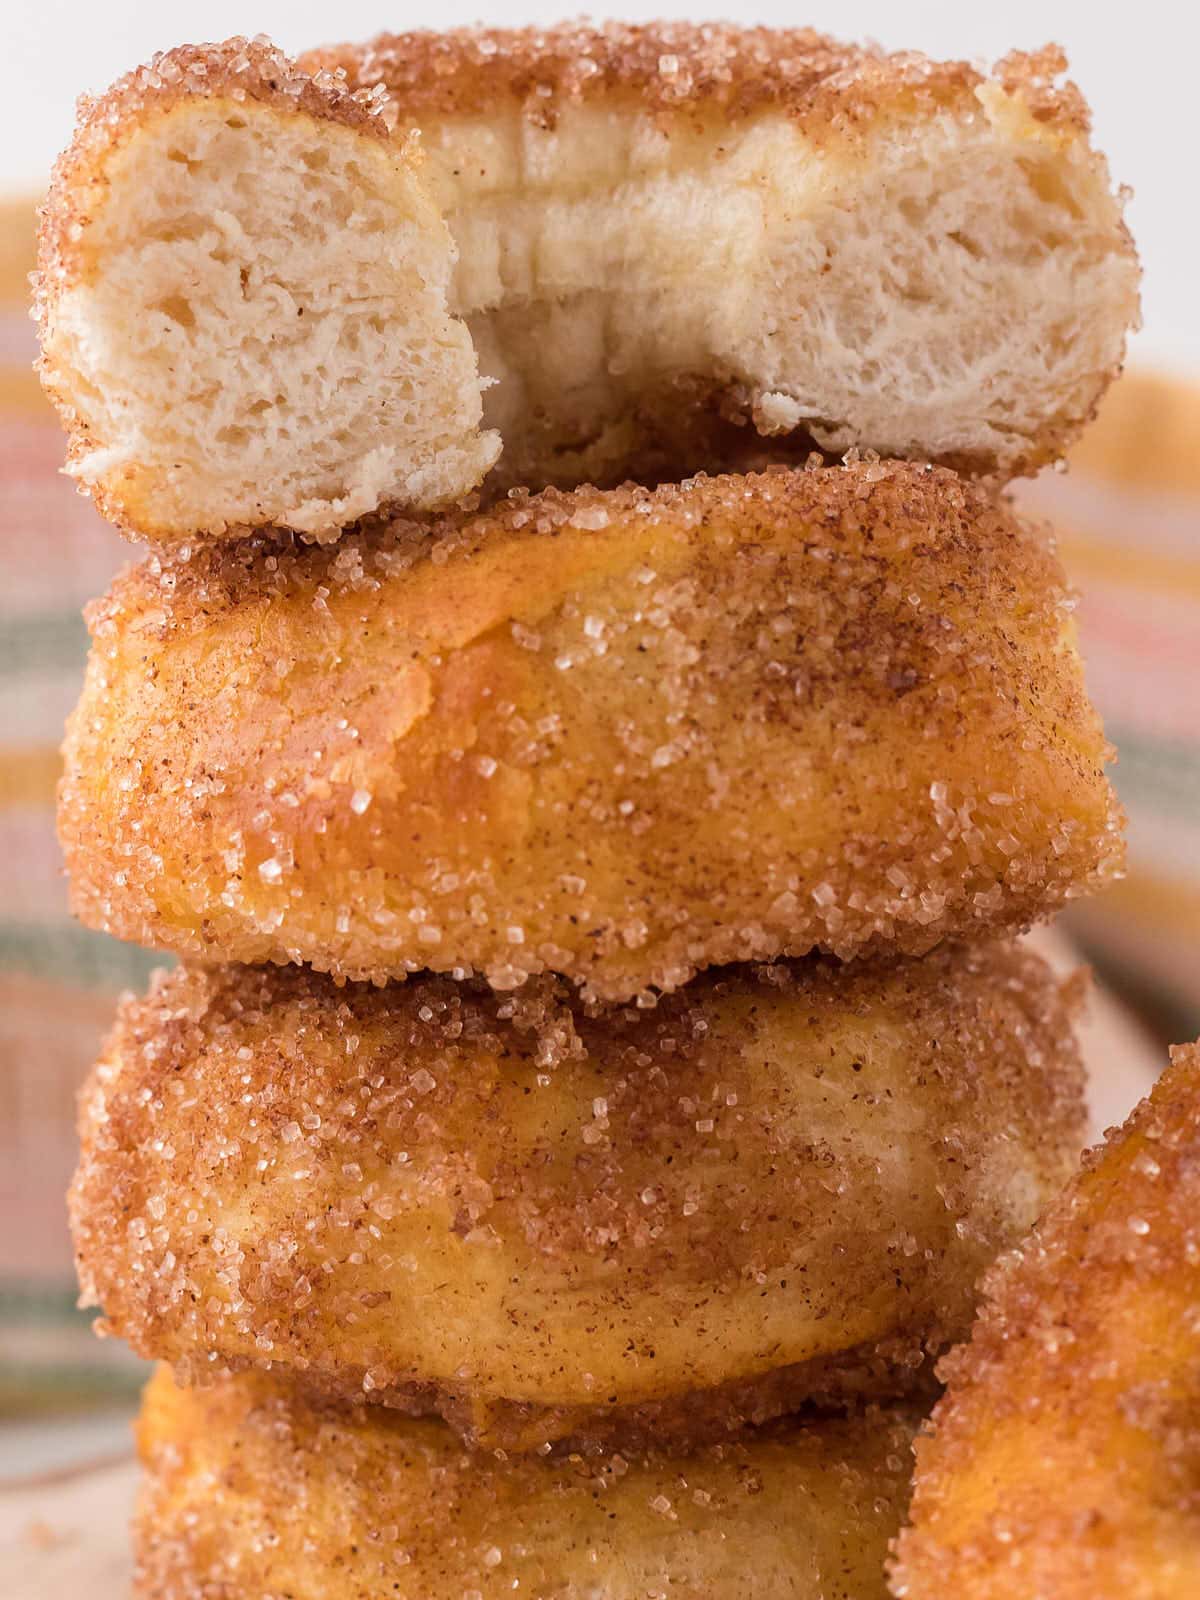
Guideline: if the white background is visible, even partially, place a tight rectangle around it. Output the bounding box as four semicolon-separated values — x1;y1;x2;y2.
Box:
4;1;1195;370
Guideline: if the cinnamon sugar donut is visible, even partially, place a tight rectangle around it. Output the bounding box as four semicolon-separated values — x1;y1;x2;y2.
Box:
302;23;1138;496
58;464;1124;999
71;943;1085;1453
135;1366;919;1600
38;25;1139;544
892;1042;1200;1600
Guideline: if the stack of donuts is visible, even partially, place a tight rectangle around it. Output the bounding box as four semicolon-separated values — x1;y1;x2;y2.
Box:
39;25;1140;1600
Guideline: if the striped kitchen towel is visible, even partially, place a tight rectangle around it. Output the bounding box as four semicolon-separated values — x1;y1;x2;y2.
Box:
1;199;150;1409
1017;370;1200;1033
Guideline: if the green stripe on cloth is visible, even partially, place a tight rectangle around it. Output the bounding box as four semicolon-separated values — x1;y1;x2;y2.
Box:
1107;723;1200;818
0;1286;82;1321
0;1369;144;1416
0;923;168;990
0;1286;147;1416
0;611;89;678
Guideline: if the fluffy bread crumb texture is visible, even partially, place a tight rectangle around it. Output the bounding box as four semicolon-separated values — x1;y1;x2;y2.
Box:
37;38;498;544
37;26;1140;544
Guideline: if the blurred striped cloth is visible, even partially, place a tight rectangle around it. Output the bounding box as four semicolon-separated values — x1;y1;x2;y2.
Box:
0;200;150;1414
1016;372;1200;1033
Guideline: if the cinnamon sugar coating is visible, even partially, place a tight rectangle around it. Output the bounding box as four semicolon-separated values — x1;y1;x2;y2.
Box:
135;1366;919;1599
301;23;1088;133
892;1042;1200;1599
57;463;1124;999
71;944;1085;1453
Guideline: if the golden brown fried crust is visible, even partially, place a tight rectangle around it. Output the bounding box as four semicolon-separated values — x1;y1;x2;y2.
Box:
34;36;401;537
135;1365;920;1600
71;944;1085;1453
301;24;1089;136
57;463;1124;998
373;1340;936;1458
892;1043;1200;1600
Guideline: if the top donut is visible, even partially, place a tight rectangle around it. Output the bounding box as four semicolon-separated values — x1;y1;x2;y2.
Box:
36;25;1139;547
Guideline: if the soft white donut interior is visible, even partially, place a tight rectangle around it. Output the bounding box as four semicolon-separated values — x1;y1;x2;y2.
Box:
413;88;1137;483
47;100;498;539
45;76;1137;541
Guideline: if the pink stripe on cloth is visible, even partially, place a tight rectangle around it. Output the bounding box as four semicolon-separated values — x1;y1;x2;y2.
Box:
0;421;126;614
0;307;35;365
1080;588;1200;744
0;810;71;922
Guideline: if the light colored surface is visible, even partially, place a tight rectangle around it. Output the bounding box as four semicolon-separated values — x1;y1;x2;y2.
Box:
1026;927;1162;1142
4;0;1198;372
0;1414;134;1485
0;1455;135;1599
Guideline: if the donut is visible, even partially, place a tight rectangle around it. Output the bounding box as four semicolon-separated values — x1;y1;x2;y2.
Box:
35;37;498;544
134;1366;918;1600
58;463;1125;1000
38;26;1139;545
302;24;1138;494
71;942;1086;1453
892;1042;1200;1599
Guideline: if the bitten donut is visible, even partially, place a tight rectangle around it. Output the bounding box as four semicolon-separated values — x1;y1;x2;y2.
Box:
892;1042;1200;1600
135;1367;917;1600
35;37;498;544
38;25;1139;544
71;943;1085;1452
303;23;1138;495
58;464;1125;1000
